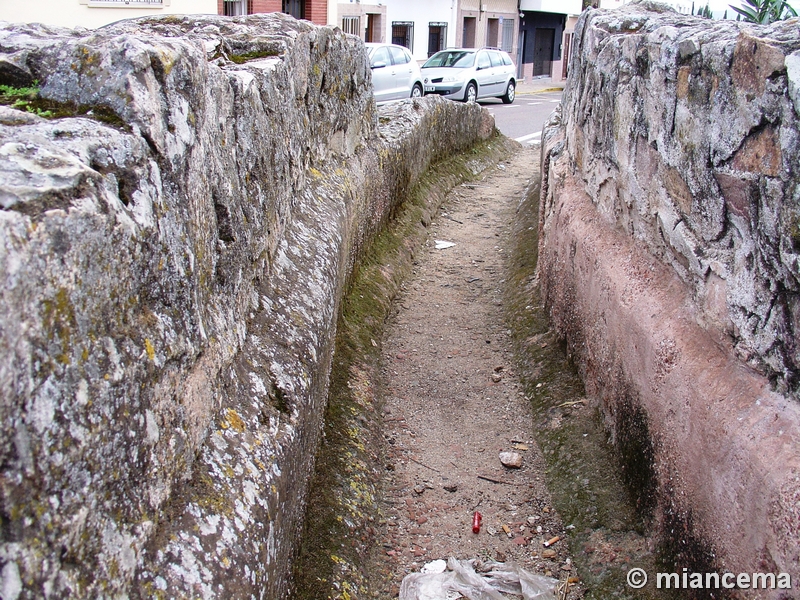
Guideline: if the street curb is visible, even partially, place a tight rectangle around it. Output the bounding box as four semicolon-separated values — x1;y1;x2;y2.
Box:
517;87;564;95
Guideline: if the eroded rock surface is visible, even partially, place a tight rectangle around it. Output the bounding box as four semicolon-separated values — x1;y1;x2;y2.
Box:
0;14;492;598
539;1;800;591
554;4;800;394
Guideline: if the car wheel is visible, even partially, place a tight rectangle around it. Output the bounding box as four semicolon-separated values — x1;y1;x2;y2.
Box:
411;83;423;98
464;82;477;103
501;80;515;104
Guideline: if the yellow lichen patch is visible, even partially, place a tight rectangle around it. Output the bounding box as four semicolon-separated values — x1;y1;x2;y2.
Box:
156;49;176;77
309;167;323;179
224;408;246;433
145;338;156;361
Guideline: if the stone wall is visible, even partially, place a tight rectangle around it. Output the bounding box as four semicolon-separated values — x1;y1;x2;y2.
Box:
539;1;800;591
0;15;493;598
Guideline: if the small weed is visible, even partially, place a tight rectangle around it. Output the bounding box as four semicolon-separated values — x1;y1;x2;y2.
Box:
0;81;127;127
0;81;54;118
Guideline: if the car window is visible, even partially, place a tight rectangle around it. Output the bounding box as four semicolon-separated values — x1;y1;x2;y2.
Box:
389;46;409;65
477;52;491;70
422;50;475;68
488;51;504;67
502;53;513;66
371;46;391;67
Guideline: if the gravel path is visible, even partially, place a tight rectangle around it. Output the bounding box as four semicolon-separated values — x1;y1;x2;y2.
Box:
371;147;581;599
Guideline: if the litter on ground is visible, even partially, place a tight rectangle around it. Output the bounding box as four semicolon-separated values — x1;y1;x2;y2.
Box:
399;557;559;600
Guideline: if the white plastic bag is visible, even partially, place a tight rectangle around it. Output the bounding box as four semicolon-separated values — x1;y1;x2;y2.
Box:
399;557;559;600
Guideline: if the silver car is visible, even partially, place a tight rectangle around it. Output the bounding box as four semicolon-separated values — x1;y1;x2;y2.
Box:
366;43;424;103
421;48;516;104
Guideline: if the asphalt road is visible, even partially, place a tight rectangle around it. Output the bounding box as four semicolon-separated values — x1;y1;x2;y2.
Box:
478;90;563;146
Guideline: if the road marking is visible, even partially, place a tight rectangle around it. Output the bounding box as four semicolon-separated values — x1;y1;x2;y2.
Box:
550;99;561;103
514;131;542;143
527;102;542;105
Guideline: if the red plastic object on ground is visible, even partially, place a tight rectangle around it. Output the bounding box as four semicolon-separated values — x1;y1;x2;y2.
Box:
472;511;482;534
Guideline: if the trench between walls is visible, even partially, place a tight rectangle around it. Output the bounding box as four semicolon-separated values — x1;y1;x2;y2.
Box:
290;141;701;600
290;134;517;600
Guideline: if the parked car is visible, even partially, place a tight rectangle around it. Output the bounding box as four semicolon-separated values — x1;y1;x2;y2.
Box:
366;43;424;103
421;48;516;104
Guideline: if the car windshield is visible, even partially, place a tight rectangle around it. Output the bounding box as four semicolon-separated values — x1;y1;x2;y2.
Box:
422;51;475;68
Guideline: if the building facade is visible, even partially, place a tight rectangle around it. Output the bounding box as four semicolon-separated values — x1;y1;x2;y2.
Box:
456;0;519;58
385;0;456;61
1;0;217;29
518;0;581;81
334;1;388;44
333;0;456;62
218;0;327;24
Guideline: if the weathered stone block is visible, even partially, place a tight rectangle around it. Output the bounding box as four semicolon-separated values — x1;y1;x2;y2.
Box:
0;14;493;599
556;0;800;394
539;2;800;593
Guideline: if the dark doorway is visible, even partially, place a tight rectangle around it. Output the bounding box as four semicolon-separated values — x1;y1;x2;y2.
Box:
366;13;378;43
282;0;304;19
462;16;476;48
428;23;447;57
486;18;499;47
533;28;554;76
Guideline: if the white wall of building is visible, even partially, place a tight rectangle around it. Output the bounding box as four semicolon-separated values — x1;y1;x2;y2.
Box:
383;0;457;62
0;0;217;30
520;0;582;15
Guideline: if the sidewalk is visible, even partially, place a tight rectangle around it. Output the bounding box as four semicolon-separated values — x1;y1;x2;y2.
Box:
515;77;565;95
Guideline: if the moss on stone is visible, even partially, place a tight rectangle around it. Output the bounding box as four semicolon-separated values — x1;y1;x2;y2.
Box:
228;49;281;64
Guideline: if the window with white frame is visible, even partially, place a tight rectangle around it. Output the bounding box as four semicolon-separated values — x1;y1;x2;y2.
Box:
342;16;360;36
391;22;414;51
223;0;247;15
501;18;514;53
283;0;304;19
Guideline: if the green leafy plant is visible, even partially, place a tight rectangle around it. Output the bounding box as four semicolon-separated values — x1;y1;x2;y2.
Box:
0;82;39;102
729;0;798;23
0;81;54;118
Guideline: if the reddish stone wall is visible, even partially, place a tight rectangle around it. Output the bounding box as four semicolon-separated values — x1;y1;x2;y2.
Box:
539;4;800;594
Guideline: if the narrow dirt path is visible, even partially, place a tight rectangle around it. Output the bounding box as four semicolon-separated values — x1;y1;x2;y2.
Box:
370;147;580;598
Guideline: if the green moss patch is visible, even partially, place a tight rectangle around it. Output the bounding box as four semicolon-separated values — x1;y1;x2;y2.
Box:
0;82;128;128
228;49;281;64
503;177;671;599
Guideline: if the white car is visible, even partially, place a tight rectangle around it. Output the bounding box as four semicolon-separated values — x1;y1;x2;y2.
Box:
366;43;424;103
421;48;516;104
